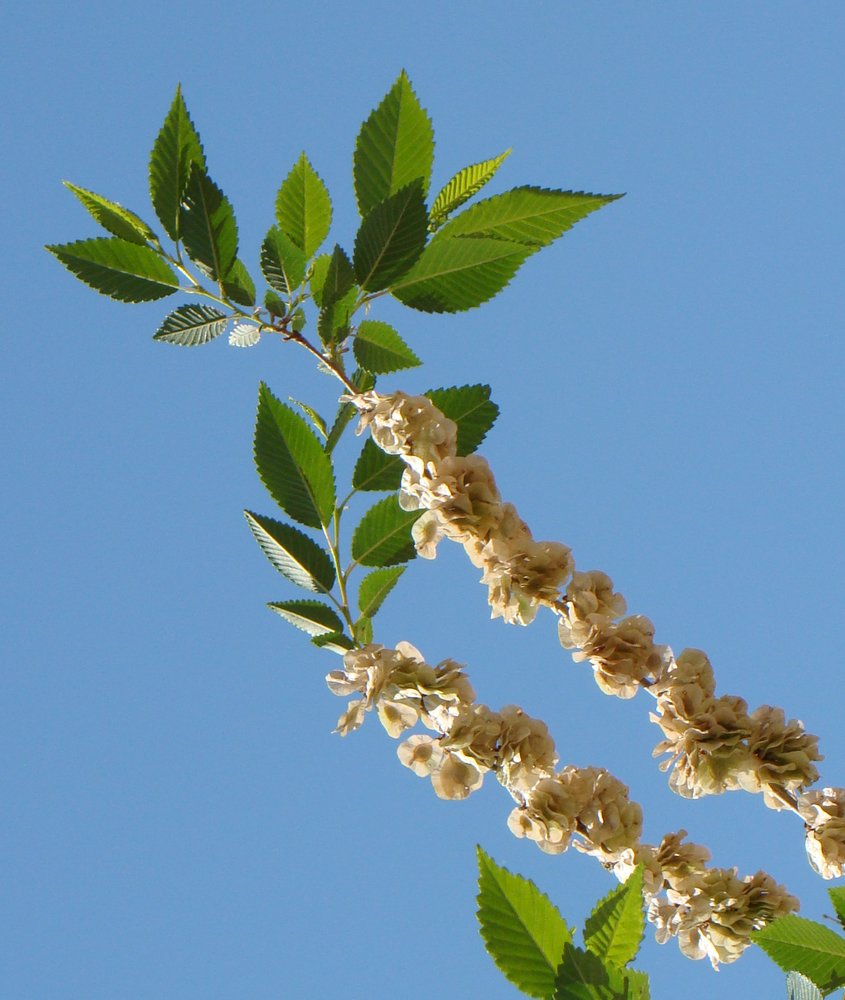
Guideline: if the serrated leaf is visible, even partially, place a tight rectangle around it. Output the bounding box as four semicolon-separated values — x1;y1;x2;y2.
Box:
358;567;405;618
254;383;336;529
261;225;307;296
321;245;356;307
753;916;845;995
553;944;634;1000
221;258;256;306
63;181;157;245
829;888;845;932
429;149;511;230
351;496;421;567
583;867;644;968
425;384;499;454
148;85;206;242
275;153;332;258
477;846;573;999
229;322;260;348
267;599;343;637
153;303;227;346
787;972;825;1000
444;187;622;247
324;369;375;454
317;287;357;347
180;164;238;281
264;290;286;318
353;70;435;218
353;181;428;292
353;320;420;374
309;253;333;307
352;438;404;491
290;400;328;440
353;616;373;646
311;631;355;654
391;233;531;313
244;511;335;592
47;237;178;303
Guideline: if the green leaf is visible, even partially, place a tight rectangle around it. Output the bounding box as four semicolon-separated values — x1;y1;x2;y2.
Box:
321;245;356;306
222;258;256;306
352;181;428;292
275;153;332;258
153;303;227;346
787;972;825;1000
351;496;422;567
352;438;404;492
353;320;421;374
317;287;357;347
254;382;336;529
553;943;635;1000
353;70;435;218
753;916;845;995
358;566;405;618
244;511;335;593
267;599;344;637
477;846;573;999
47;237;178;303
391;233;531;313
324;369;375;454
429;149;511;230
829;888;845;933
63;181;157;245
264;290;286;318
583;867;645;968
180;164;238;281
443;187;622;246
290;400;328;440
425;384;499;454
309;253;333;307
148;85;206;242
312;631;355;654
261;225;307;297
353;616;373;646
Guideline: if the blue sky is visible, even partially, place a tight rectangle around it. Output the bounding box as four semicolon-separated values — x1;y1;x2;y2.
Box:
4;3;845;998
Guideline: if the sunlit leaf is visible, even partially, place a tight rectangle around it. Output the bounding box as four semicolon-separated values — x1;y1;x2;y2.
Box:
244;511;335;592
583;867;644;968
429;149;511;230
63;181;157;245
229;322;260;348
47;237;178;303
425;384;499;454
268;599;343;636
148;85;206;242
353;320;420;374
261;225;307;296
351;496;421;567
352;439;404;492
753;916;845;995
153;303;227;346
357;566;405;618
352;181;428;292
180;164;238;281
275;153;332;258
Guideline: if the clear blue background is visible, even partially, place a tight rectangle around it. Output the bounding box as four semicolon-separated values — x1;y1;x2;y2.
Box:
4;3;844;998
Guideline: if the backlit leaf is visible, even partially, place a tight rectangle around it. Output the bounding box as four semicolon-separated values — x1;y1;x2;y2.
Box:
63;181;157;245
353;70;434;217
261;225;307;296
311;631;355;654
153;303;227;346
148;85;206;242
244;511;335;592
429;149;511;230
222;258;256;306
353;181;428;292
267;599;343;637
358;566;405;618
753;916;845;995
553;943;632;1000
47;237;178;302
352;438;404;492
180;164;238;280
425;384;499;454
353;320;420;374
351;496;422;567
275;153;332;259
583;866;645;968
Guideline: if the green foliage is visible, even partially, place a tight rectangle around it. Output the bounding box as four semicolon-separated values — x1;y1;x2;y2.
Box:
275;153;332;259
442;186;621;246
429;149;511;230
554;943;647;1000
583;867;644;969
753;915;845;995
153;303;228;346
357;566;405;618
425;384;499;454
290;399;328;440
267;599;344;637
63;181;157;245
180;164;238;282
311;631;355;654
353;70;434;218
352;439;404;492
254;383;336;529
787;972;826;1000
318;287;357;347
261;226;307;296
353;320;421;374
391;232;531;313
830;888;845;932
244;511;335;593
148;85;206;242
221;258;256;307
351;496;421;567
353;615;373;645
352;181;428;292
476;846;573;999
47;237;178;302
321;245;356;306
